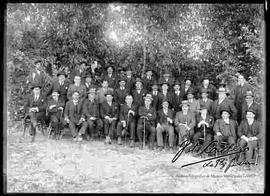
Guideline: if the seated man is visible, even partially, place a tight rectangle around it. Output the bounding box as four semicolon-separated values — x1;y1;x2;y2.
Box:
174;100;196;145
64;91;87;142
213;109;238;149
46;90;65;139
137;94;157;150
82;86;103;140
156;99;175;151
24;83;46;142
193;106;214;150
116;94;137;147
100;89;119;144
238;108;262;162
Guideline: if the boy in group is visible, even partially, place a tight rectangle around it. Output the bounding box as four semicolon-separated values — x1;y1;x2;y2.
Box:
137;94;157;150
116;94;137;147
156;99;175;152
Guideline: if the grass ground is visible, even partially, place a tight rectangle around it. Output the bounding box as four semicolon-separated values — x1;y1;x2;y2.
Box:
5;122;264;193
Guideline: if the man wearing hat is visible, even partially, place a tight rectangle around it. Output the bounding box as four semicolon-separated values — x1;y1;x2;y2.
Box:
67;74;87;102
174;100;196;145
100;89;119;144
180;77;194;100
46;90;65;139
137;94;157;150
143;67;156;92
193;106;214;150
70;60;88;83
186;89;200;116
238;108;262;162
114;76;129;106
24;83;47;142
26;59;46;91
213;109;238;149
241;91;261;121
116;94;137;146
89;59;103;87
82;86;103;140
46;70;69;103
198;76;217;101
156;99;175;151
64;91;87;142
102;63;117;89
125;65;135;94
96;79;111;104
149;81;159;111
158;69;175;92
230;74;252;123
132;78;147;108
170;80;183;113
212;87;237;121
157;79;173;111
199;88;214;116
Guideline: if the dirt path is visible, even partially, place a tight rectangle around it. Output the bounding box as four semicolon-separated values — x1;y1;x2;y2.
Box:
6;124;264;193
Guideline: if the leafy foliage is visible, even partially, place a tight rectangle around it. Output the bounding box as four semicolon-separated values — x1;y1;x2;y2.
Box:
7;3;264;121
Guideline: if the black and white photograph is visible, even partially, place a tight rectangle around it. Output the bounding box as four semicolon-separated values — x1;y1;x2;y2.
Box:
4;3;266;193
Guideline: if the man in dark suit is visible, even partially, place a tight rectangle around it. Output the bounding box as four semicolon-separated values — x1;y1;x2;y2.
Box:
114;76;129;106
241;91;262;122
125;66;135;94
197;76;217;100
82;86;103;140
180;78;194;100
170;80;183;113
199;88;214;116
102;63;117;89
70;60;88;83
116;94;137;146
156;99;175;151
212;87;238;121
83;74;95;93
64;91;87;142
46;90;65;139
132;78;147;108
158;69;175;92
238;108;262;162
137;94;157;150
149;81;159;111
67;75;87;102
46;70;69;103
24;83;47;142
213;109;238;149
143;67;156;92
100;90;119;144
157;80;173;111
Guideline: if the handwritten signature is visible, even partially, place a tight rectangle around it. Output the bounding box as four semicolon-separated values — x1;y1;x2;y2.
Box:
172;140;253;173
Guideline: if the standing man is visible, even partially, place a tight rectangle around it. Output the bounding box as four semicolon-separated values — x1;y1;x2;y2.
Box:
67;74;87;102
125;66;135;94
143;67;155;92
181;78;194;100
26;59;46;92
149;81;159;111
212;87;238;121
24;83;46;142
170;80;183;113
230;73;252;123
213;109;238;149
114;76;129;106
197;76;217;100
46;70;69;103
158;69;175;92
157;80;172;111
116;94;137;146
238;108;262;162
186;90;200;116
100;90;119;144
102;63;117;89
174;100;196;145
137;94;157;150
198;88;214;116
241;91;262;121
156;100;175;151
64;91;87;142
82;86;103;140
132;78;147;108
83;74;94;93
96;79;110;104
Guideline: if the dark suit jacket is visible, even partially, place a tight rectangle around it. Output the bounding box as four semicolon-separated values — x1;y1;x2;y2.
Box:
46;79;69;102
174;111;196;129
199;98;214;116
149;91;159;111
143;77;156;92
238;119;262;139
169;91;183;113
67;84;87;101
119;103;137;121
180;85;195;100
46;98;65;114
100;101;119;119
213;119;238;138
212;97;238;120
125;77;135;94
24;93;46;114
64;100;84;123
197;84;217;100
230;83;252;110
157;109;174;125
114;88;129;105
241;101;262;121
102;74;117;89
83;99;100;119
138;105;157;125
157;91;173;111
132;89;148;108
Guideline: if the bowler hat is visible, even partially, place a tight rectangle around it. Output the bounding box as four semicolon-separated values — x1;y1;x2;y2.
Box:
201;88;209;94
217;87;227;94
180;100;189;107
105;62;115;71
87;85;97;94
105;89;114;96
247;108;256;115
52;90;60;94
174;80;181;86
118;76;126;83
31;83;42;90
135;77;144;84
220;108;231;116
57;70;67;77
34;59;42;64
187;89;195;96
144;93;153;100
245;90;254;98
159;79;169;86
151;81;159;88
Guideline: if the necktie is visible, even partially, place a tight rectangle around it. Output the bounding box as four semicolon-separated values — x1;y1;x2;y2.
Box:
35;96;38;102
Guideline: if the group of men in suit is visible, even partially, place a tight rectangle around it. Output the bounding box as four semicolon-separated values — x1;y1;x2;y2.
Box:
24;59;263;163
